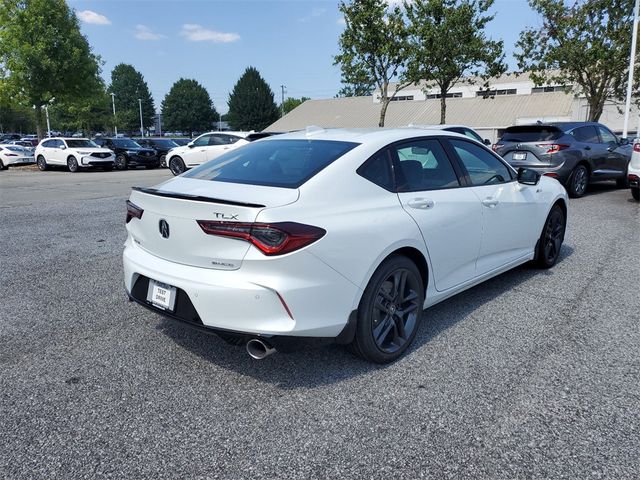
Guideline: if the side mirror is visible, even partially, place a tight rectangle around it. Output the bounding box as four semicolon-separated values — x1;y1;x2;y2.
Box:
483;139;491;146
517;167;541;186
59;144;66;150
620;137;630;146
187;142;194;148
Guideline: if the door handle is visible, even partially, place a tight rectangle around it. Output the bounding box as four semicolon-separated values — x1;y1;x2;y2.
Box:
407;198;435;209
584;146;591;150
482;197;499;207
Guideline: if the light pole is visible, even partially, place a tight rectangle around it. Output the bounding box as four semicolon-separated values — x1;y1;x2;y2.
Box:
623;0;640;139
138;98;144;137
44;105;51;138
280;85;286;117
110;92;118;136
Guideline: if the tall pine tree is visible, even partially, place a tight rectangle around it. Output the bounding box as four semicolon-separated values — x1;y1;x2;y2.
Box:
227;67;279;131
108;64;155;134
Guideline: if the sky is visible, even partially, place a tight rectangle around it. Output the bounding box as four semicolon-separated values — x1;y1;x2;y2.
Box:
69;0;543;114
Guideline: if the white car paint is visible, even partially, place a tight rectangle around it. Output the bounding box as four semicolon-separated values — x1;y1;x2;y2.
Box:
0;144;35;168
34;137;114;170
123;128;568;358
629;141;640;200
167;131;250;170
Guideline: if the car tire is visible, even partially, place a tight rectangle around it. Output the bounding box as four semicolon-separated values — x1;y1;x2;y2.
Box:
37;155;48;171
535;204;566;269
0;159;6;170
567;164;589;198
115;154;127;170
67;156;79;173
632;188;640;201
350;255;424;364
169;156;186;176
159;154;167;168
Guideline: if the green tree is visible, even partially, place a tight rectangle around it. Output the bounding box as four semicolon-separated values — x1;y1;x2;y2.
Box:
281;97;310;115
336;81;375;97
0;0;103;139
516;0;639;122
162;79;218;134
108;64;155;134
227;67;280;131
50;89;111;135
0;101;35;133
334;0;411;126
405;0;506;124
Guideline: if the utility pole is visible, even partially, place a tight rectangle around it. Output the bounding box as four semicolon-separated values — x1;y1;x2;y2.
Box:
623;0;640;139
280;85;286;117
110;92;118;136
44;105;51;138
138;98;144;137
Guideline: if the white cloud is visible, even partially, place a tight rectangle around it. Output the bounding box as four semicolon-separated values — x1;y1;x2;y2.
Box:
134;24;166;41
180;24;240;43
299;7;327;23
77;10;111;25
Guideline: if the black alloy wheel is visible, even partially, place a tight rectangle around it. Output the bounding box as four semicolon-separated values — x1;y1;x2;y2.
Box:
67;156;79;173
351;256;424;363
536;205;565;268
115;154;127;170
159;154;167;168
169;157;186;176
568;164;589;198
37;155;48;171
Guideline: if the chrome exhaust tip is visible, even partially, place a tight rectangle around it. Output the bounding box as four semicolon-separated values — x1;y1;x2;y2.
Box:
246;338;276;360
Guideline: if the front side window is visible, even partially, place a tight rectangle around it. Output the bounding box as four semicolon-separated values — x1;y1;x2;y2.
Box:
41;140;55;148
184;139;358;188
450;139;513;185
598;126;617;144
392;139;460;191
192;134;211;147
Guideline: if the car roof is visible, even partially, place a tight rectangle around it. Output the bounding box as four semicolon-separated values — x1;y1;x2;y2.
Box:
507;122;602;132
260;127;465;144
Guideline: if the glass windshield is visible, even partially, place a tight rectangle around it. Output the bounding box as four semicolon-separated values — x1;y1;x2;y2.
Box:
113;139;142;149
184;139;359;188
65;139;98;148
501;126;563;143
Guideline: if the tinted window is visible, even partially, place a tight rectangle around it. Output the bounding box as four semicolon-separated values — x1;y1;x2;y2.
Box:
393;139;460;191
65;139;98;148
501;126;562;143
41;140;55;148
446;127;483;143
192;134;211;147
112;139;141;149
598;126;617;144
151;139;178;148
571;126;599;143
450;139;512;185
184;139;358;188
358;150;394;191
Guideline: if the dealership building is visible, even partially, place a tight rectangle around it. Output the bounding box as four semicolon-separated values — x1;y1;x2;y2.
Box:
267;72;639;142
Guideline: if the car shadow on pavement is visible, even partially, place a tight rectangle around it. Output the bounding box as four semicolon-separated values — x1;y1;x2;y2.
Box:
158;245;574;390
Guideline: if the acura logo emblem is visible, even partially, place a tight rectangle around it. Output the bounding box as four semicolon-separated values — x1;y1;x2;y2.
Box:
159;219;170;239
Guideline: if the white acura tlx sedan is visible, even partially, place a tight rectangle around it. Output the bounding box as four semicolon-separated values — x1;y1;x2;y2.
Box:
123;128;568;363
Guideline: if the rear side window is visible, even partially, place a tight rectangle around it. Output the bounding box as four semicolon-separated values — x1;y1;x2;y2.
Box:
358;150;394;191
392;139;460;191
501;126;562;143
183;139;359;188
450;139;513;185
571;126;599;143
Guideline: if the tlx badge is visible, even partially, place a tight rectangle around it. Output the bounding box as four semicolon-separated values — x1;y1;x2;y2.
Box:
213;212;239;220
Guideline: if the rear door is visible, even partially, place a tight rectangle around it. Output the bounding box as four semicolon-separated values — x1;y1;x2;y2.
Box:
446;138;545;275
392;138;483;291
569;125;602;171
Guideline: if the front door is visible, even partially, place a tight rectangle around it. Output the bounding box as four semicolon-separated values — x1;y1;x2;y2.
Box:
391;138;483;292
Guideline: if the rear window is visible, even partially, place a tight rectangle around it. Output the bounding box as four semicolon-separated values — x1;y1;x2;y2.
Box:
501;126;563;143
183;139;359;188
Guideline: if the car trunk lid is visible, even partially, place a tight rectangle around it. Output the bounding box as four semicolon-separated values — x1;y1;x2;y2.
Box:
494;125;567;166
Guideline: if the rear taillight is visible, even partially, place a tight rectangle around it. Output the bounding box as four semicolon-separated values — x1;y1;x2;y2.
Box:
633;143;640;153
492;143;502;152
629;174;639;181
126;200;144;223
196;221;326;256
537;144;570;154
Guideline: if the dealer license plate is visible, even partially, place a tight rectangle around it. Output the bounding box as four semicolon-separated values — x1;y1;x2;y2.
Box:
512;152;527;161
146;279;177;311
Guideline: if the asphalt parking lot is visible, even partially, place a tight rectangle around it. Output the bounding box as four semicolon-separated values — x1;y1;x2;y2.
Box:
1;167;639;479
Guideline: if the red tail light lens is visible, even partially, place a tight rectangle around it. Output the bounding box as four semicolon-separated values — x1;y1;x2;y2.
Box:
197;221;326;256
633;143;640;153
126;200;144;223
537;144;570;154
629;174;639;181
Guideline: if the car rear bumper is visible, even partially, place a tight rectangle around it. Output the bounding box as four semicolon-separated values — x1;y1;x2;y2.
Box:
4;157;35;166
123;237;360;338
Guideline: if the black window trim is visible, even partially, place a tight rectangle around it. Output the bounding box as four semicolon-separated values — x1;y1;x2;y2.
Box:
443;137;517;186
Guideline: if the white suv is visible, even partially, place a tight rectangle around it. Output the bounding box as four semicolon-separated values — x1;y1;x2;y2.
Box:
629;141;640;201
166;131;250;176
35;138;115;172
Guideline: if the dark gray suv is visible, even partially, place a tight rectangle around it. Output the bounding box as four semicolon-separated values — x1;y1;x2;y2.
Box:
494;122;631;197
